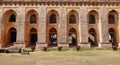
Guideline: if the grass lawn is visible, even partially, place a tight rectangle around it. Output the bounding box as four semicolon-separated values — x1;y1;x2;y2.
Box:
0;48;120;65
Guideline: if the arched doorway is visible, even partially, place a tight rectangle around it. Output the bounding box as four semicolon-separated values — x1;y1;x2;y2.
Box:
68;28;77;47
30;28;37;46
49;28;57;47
2;10;17;47
109;28;118;46
88;28;98;47
9;27;17;45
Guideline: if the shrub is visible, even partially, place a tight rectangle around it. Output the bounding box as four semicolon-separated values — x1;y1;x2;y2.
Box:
31;46;36;52
112;46;118;51
76;46;81;51
43;46;48;51
57;46;62;51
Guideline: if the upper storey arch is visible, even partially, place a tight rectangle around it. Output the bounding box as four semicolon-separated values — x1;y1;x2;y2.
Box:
3;9;17;23
67;10;79;24
26;9;38;24
108;10;118;24
88;10;99;24
47;9;59;24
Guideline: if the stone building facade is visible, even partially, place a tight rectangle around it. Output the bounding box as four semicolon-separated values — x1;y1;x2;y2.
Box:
0;0;120;49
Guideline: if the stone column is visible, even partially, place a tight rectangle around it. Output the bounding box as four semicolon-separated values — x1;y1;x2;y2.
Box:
0;7;2;48
80;6;90;48
118;11;120;48
58;6;68;48
99;6;110;48
36;5;47;49
15;6;25;48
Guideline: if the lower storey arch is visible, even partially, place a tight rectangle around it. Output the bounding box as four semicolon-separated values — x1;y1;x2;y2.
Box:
68;28;77;47
88;28;98;47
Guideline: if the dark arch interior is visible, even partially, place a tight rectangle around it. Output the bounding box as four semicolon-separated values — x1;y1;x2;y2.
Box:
109;14;115;24
9;27;16;44
30;28;37;45
68;28;77;47
50;14;56;23
9;14;16;22
69;14;76;24
49;28;57;47
88;28;98;47
108;10;118;24
109;28;117;46
89;14;95;24
30;14;37;24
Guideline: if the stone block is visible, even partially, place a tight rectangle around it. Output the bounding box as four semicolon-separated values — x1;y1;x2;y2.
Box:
36;42;48;49
13;42;25;48
100;42;112;48
58;43;69;48
80;42;90;48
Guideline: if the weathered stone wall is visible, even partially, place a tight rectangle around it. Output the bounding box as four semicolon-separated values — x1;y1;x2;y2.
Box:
0;3;120;48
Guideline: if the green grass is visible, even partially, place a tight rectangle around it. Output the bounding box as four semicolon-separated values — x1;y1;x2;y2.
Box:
1;48;120;65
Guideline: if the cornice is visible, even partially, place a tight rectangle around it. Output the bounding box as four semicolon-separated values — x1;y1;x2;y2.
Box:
0;1;120;6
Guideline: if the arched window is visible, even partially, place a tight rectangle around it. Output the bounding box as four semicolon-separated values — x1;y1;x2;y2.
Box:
50;14;56;23
30;14;37;24
69;14;76;24
9;14;16;22
109;14;115;24
89;14;95;24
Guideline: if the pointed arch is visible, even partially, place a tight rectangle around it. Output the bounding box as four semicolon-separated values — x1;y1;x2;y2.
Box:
68;28;77;47
9;14;16;22
49;28;57;47
88;10;98;24
3;9;17;22
47;9;59;24
67;10;78;24
30;28;37;45
108;10;118;24
9;27;17;44
30;14;37;23
109;28;118;46
26;9;38;24
88;28;98;47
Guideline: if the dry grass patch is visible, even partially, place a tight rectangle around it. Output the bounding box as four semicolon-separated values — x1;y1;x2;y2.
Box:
0;50;120;65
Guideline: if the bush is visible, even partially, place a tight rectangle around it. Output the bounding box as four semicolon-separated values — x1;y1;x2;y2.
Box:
31;46;36;52
75;46;80;51
57;46;62;51
112;46;118;51
42;46;48;51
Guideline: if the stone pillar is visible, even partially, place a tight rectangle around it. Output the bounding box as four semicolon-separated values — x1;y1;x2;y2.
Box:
99;6;110;48
80;6;90;48
36;5;47;49
15;6;25;48
0;7;2;48
58;6;68;48
118;11;120;48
